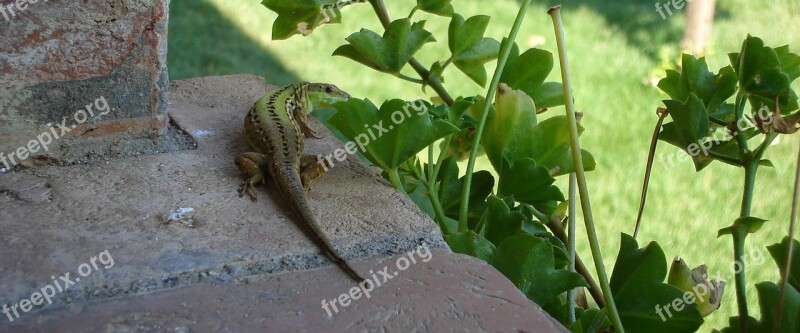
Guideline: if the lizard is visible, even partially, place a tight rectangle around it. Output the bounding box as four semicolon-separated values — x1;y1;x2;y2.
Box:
234;82;365;282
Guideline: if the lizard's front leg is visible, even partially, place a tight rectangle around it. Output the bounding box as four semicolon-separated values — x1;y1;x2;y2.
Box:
299;155;332;191
235;152;268;201
292;106;322;139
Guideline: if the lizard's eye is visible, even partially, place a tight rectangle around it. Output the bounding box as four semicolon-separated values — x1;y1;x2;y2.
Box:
326;87;334;93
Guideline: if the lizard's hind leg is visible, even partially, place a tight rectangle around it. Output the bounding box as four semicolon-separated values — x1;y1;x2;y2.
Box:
235;152;268;201
299;155;332;191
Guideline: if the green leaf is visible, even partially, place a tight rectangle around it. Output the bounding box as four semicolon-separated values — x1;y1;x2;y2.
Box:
610;234;703;332
658;54;737;114
262;0;342;40
529;82;566;110
755;282;800;333
416;0;453;16
448;14;500;86
740;41;800;115
500;43;564;109
718;216;768;236
748;91;799;116
524;115;596;176
447;97;478;124
730;35;791;98
482;84;537;169
435;157;494;219
748;43;800;115
483;85;594;175
438;97;482;161
445;231;495;261
658;69;688;103
497;153;565;211
767;237;800;291
663;94;710;149
775;45;800;82
333;19;435;74
709;102;736;123
481;196;526;245
328;98;459;170
404;176;437;217
490;233;586;306
659;125;761;171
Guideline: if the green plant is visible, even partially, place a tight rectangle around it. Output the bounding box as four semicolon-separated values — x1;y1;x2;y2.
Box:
640;35;800;332
259;1;800;332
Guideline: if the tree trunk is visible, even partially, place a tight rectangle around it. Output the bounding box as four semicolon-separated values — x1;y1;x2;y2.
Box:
681;0;716;56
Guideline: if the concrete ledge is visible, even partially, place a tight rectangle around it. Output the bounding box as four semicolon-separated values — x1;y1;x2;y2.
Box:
6;249;566;332
0;74;567;332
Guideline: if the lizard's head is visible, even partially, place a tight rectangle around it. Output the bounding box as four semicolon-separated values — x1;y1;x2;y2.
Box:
306;83;351;108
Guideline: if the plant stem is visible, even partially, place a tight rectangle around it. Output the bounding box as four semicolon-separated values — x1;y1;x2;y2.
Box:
409;59;455;105
732;225;749;329
734;92;750;156
731;89;753;331
634;108;669;239
427;181;450;233
707;150;744;166
548;6;624;332
740;164;758;217
367;0;455;105
388;168;405;193
457;0;532;232
773;143;800;333
407;6;418;19
427;144;435;180
424;144;450;232
398;73;426;84
567;174;577;324
432;136;452;182
545;219;606;308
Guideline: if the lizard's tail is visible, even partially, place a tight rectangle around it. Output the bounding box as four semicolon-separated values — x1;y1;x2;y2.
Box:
281;170;366;282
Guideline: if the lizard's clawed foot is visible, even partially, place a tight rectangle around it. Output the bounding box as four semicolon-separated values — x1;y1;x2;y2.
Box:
238;182;258;202
235;152;266;202
302;127;322;139
308;129;322;139
300;155;331;191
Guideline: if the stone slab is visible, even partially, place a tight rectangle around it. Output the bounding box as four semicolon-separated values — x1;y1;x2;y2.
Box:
5;249;567;333
0;74;444;311
0;74;567;332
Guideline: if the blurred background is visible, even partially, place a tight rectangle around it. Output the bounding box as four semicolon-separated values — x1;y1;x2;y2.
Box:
168;0;800;329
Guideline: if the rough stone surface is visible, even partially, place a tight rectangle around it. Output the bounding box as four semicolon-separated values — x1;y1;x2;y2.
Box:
6;250;567;333
0;74;567;332
0;0;171;166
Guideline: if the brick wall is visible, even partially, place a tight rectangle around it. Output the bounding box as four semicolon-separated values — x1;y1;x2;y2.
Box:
0;0;171;169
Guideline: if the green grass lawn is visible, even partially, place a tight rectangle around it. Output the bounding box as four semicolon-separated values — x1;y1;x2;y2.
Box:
169;0;800;329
